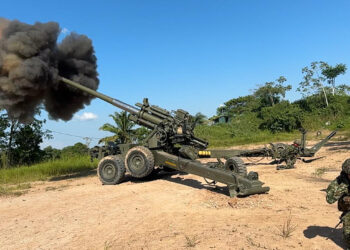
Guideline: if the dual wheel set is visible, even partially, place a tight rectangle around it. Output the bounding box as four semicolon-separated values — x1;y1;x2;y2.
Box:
97;146;248;185
97;146;154;185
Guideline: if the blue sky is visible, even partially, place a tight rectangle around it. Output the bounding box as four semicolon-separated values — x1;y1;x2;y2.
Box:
2;0;350;148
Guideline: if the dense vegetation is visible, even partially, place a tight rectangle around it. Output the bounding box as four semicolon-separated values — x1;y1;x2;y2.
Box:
0;109;52;168
195;61;350;146
0;114;91;169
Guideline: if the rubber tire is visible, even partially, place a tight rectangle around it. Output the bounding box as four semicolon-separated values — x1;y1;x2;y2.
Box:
275;143;286;151
125;146;154;178
224;157;247;176
97;155;126;185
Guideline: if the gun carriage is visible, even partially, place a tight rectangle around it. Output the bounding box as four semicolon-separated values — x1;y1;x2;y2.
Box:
60;77;269;197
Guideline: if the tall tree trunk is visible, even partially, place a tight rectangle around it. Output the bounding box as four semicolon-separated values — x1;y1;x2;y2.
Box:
7;119;17;166
331;78;335;96
321;86;329;107
269;92;275;106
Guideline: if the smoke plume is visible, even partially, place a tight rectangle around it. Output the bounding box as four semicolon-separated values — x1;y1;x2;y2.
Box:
0;18;99;122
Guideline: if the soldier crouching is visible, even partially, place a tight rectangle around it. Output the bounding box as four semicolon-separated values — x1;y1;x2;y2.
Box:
276;139;301;170
326;159;350;247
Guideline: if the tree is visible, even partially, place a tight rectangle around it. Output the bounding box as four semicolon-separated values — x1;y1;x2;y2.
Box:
253;76;291;107
336;84;350;95
259;101;303;133
217;95;259;117
298;62;329;106
11;119;49;165
61;142;88;157
321;63;347;96
0;111;9;151
43;146;61;161
193;112;207;126
0;109;52;166
298;62;347;106
133;127;150;143
99;111;135;144
6;117;19;164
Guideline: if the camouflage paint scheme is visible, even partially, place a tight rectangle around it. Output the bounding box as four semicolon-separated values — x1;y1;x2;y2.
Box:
275;144;299;170
326;171;350;246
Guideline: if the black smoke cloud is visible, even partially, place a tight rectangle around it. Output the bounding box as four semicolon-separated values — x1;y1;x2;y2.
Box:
0;19;99;122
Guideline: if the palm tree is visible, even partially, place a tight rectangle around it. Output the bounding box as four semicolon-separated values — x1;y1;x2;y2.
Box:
99;111;135;144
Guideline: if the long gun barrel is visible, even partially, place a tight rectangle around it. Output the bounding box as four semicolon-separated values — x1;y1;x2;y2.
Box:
60;77;163;129
60;76;208;149
309;130;337;153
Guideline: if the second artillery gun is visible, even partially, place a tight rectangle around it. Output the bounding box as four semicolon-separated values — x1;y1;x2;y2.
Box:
198;129;336;169
60;77;269;197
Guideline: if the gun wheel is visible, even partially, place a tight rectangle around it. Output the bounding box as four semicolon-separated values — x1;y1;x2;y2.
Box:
125;146;154;178
275;143;286;151
224;157;247;176
97;155;126;185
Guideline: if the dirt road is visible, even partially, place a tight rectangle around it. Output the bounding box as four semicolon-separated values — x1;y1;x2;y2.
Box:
1;141;349;249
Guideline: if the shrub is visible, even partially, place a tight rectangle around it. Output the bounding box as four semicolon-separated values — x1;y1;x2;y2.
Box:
259;101;304;133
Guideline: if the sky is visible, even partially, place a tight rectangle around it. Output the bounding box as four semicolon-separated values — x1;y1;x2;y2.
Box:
1;0;350;148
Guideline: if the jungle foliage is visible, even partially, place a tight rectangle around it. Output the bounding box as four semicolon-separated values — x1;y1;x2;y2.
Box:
99;111;150;144
0;109;52;168
195;61;350;146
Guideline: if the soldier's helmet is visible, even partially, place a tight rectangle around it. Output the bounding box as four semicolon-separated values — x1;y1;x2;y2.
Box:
342;159;350;174
293;139;302;146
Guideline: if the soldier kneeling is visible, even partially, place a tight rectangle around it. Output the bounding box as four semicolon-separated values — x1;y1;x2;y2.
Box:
326;159;350;247
276;139;301;170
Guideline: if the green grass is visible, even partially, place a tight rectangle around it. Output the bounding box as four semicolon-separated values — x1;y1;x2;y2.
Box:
0;183;32;196
194;122;345;148
195;125;300;148
0;156;97;185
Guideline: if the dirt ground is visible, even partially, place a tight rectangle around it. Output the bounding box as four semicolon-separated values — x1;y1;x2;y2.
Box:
1;141;350;250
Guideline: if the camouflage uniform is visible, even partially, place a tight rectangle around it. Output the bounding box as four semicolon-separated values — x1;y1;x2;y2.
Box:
276;140;300;170
326;159;350;246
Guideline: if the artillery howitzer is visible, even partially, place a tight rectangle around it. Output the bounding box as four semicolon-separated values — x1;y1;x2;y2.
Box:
198;130;336;169
60;77;269;197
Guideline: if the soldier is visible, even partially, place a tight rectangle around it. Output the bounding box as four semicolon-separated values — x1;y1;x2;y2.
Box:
326;159;350;247
276;139;301;170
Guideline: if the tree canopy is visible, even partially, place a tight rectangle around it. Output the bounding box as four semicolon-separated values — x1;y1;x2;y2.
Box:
99;111;150;144
214;63;349;134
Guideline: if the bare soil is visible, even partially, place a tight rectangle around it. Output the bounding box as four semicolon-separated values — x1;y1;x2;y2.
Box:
1;141;350;249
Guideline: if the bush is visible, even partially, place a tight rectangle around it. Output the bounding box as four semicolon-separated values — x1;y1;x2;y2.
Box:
259;101;304;133
228;113;261;137
61;142;88;157
42;146;61;161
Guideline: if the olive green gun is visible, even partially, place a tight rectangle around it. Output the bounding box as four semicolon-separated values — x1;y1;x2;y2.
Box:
199;130;336;168
60;77;269;197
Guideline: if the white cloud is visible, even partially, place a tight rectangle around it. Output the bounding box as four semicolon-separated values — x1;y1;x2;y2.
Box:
74;112;98;121
61;27;69;35
219;103;225;107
